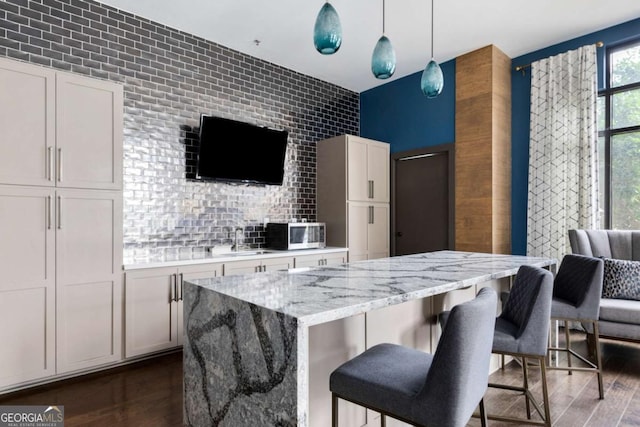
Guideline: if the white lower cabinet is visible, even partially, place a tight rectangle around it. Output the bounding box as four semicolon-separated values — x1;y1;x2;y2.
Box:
0;186;122;388
0;187;55;388
223;256;294;276
56;189;123;374
124;264;222;358
309;315;366;427
347;202;389;262
294;251;347;268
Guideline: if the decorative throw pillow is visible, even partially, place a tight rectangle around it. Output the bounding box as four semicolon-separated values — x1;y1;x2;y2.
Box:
602;258;640;301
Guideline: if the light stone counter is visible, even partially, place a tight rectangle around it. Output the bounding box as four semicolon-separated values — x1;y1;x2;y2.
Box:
122;246;348;270
183;250;556;426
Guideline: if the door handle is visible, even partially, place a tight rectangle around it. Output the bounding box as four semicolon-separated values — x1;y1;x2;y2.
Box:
47;147;53;181
47;195;52;230
169;274;176;303
57;195;62;229
57;148;62;182
178;273;184;301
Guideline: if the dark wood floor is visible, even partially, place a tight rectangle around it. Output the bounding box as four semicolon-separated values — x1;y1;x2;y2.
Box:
1;333;639;426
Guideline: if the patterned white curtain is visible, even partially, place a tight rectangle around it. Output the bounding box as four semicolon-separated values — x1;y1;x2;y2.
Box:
527;45;599;262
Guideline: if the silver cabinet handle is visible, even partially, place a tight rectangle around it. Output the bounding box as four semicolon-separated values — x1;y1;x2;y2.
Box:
57;195;62;229
57;148;62;182
371;206;375;224
178;273;184;301
371;180;375;199
47;147;53;181
255;266;260;273
368;180;373;198
47;195;52;230
368;206;374;224
262;265;266;272
169;274;175;303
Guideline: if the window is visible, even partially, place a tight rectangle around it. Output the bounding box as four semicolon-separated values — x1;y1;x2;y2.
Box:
598;39;640;229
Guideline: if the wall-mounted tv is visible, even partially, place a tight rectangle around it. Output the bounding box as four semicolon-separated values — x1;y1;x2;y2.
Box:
196;115;289;185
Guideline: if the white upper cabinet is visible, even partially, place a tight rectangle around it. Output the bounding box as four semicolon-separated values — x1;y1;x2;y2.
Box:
56;73;123;190
0;57;123;190
345;135;389;203
317;134;390;261
0;58;56;187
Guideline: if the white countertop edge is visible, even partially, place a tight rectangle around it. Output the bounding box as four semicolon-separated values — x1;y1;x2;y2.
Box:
122;247;349;270
296;257;556;327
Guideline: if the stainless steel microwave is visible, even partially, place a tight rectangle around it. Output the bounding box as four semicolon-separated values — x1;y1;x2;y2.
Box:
265;222;326;250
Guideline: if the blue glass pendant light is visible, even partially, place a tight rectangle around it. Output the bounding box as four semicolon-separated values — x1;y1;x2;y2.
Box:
371;0;396;79
420;0;444;97
314;2;342;55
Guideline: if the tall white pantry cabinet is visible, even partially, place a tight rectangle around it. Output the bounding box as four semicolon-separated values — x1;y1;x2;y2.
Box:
0;57;123;389
317;134;390;261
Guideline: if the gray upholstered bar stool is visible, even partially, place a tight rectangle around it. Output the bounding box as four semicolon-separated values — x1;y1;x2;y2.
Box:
329;287;497;427
441;265;554;426
547;254;605;399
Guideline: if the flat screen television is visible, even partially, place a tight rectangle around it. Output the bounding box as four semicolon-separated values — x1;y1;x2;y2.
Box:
196;115;289;185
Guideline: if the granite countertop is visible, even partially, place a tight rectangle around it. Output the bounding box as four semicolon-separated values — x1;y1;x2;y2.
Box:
122;246;349;270
186;250;556;327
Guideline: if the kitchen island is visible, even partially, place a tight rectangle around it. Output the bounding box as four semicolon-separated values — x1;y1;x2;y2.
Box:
183;250;556;426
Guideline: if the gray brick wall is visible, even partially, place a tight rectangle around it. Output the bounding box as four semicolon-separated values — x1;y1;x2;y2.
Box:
0;0;359;256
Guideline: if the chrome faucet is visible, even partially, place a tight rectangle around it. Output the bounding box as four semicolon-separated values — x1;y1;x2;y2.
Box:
232;227;244;251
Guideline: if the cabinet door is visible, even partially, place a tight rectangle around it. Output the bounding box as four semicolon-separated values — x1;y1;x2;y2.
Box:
309;315;366;427
0;58;55;186
368;204;390;260
323;252;347;266
56;189;123;373
0;186;55;388
125;267;179;358
178;264;222;346
56;72;123;190
346;137;369;201
368;142;389;203
295;252;348;268
224;259;262;276
294;254;323;268
347;203;369;262
262;257;294;272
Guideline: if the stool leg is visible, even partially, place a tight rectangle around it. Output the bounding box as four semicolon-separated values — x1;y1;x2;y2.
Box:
565;321;572;375
380;414;386;427
593;321;605;399
539;356;551;427
332;393;338;427
479;398;488;427
522;356;531;419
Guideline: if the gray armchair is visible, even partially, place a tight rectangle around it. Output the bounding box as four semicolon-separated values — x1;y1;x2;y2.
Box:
569;229;640;342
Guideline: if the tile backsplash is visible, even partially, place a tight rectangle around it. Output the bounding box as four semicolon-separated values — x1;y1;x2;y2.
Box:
1;0;360;255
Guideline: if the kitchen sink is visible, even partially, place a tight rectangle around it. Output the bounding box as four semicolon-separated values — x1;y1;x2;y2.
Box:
214;250;273;257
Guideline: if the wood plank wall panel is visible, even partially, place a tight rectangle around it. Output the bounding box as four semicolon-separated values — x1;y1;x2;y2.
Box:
455;45;511;254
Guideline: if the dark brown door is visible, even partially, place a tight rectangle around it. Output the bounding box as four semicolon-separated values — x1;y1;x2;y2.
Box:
392;146;453;256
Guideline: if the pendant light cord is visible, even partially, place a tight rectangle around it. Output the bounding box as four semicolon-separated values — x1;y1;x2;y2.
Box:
430;0;434;59
382;0;386;35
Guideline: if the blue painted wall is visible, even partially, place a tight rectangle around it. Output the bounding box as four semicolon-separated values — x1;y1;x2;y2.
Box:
360;59;456;153
360;17;640;254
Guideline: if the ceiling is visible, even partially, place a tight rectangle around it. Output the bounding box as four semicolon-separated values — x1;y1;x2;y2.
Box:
95;0;640;93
